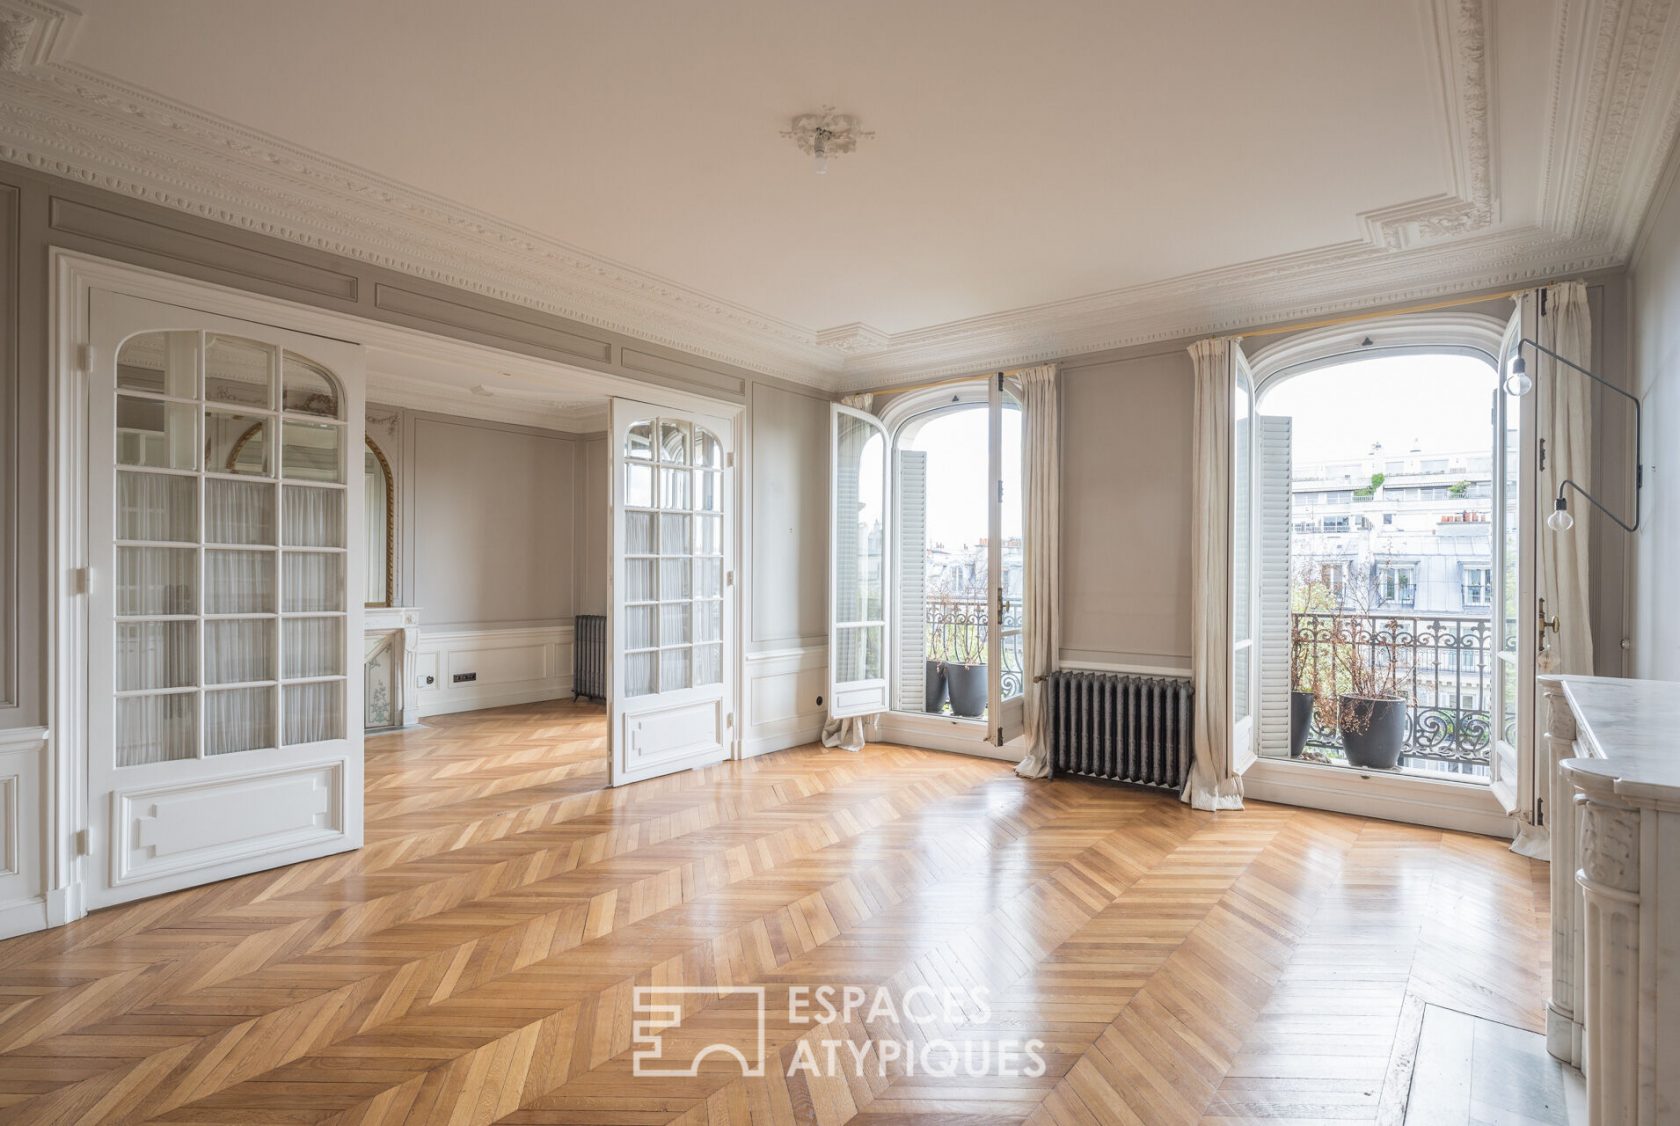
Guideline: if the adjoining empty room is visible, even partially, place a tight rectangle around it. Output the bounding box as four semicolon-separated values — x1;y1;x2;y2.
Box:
0;2;1676;1123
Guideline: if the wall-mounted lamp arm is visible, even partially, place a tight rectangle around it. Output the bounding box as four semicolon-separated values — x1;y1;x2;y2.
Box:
1556;478;1639;534
1517;338;1643;534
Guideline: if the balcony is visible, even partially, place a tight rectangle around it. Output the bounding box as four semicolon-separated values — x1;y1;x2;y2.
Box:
921;594;1024;714
1290;610;1493;779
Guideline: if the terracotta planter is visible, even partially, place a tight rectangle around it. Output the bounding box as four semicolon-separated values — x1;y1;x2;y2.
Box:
1338;695;1408;770
945;662;988;718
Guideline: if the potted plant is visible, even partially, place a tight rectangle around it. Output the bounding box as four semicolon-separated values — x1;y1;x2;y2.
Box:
1289;629;1314;759
1289;559;1341;759
932;595;988;718
1327;613;1411;771
924;659;948;713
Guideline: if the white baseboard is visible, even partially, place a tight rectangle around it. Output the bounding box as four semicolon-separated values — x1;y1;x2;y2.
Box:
742;645;825;759
878;713;1023;762
414;624;574;718
1242;758;1515;837
741;725;824;758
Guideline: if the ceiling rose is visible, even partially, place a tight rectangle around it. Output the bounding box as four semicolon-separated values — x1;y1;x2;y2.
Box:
781;106;874;175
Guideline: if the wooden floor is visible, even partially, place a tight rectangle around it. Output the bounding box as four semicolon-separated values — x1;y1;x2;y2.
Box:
0;700;1549;1125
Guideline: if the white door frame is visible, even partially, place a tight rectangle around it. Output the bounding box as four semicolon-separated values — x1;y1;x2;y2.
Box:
47;250;746;932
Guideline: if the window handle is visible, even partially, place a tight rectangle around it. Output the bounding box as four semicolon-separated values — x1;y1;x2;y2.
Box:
1537;597;1560;654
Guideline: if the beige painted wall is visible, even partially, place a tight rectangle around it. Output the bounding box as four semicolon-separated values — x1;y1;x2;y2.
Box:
1632;161;1680;680
750;382;829;649
575;434;610;617
1058;348;1196;669
408;414;580;629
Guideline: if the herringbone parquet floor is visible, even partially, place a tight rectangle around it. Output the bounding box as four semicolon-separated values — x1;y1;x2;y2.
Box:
0;700;1549;1125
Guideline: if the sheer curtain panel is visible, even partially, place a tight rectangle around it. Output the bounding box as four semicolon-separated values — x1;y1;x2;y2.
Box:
1013;364;1059;779
1184;336;1245;810
1531;282;1594;675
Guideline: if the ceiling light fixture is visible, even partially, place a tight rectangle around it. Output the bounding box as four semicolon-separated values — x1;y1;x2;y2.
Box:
781;106;873;175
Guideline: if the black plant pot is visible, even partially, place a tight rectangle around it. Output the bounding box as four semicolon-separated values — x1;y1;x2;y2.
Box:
924;660;949;714
945;662;988;718
1338;695;1409;770
1289;690;1314;758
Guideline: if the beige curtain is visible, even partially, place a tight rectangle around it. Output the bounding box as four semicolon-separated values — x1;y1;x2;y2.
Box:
822;392;879;751
1014;364;1060;779
1532;283;1594;675
1183;336;1245;810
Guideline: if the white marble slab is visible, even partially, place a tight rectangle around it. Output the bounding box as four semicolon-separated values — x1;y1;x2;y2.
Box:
1559;676;1680;806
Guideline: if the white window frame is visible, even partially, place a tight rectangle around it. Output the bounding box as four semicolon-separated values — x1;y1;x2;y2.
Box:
1240;312;1514;825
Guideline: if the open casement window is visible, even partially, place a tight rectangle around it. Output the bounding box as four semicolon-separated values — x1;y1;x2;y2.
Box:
1232;353;1259;773
1491;303;1539;820
829;405;889;717
988;374;1026;746
87;290;364;910
609;400;733;786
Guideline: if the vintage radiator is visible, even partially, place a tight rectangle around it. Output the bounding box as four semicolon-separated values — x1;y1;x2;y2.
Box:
1046;671;1193;791
573;615;607;702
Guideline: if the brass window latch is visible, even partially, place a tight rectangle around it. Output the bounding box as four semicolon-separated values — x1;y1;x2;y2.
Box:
1538;597;1560;654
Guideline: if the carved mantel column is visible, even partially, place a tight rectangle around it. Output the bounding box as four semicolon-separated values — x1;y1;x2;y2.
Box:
1571;779;1641;1126
1542;677;1584;1068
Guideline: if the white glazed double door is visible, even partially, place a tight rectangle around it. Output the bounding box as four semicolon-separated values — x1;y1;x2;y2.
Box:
86;290;365;909
608;399;734;786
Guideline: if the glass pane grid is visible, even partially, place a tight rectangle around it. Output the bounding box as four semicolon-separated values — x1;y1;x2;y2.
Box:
621;417;726;697
111;331;348;767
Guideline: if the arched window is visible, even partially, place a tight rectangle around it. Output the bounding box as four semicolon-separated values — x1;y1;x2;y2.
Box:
1245;314;1506;781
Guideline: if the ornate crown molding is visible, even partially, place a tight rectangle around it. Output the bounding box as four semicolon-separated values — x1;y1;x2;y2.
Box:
0;0;1677;390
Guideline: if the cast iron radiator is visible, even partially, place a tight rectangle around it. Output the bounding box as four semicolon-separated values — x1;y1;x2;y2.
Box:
1046;671;1193;791
573;615;607;702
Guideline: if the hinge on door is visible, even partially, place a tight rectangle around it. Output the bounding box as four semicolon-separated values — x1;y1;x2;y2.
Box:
77;344;93;373
997;480;1004;502
74;829;90;857
1539;437;1547;472
73;567;89;595
726;712;735;729
726;452;735;469
726;570;734;587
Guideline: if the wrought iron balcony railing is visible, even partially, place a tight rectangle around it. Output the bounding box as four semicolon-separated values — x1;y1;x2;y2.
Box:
1291;610;1493;771
924;594;1025;699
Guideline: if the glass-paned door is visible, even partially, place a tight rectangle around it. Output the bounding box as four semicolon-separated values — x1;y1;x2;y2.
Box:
1491;302;1538;818
87;290;363;909
830;405;890;717
1232;355;1258;772
609;399;733;786
989;376;1026;745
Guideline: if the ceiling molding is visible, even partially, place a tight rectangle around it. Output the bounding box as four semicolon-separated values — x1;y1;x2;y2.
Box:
2;0;1678;391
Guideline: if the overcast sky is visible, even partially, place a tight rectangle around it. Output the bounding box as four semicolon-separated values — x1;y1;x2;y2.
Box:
1258;354;1497;464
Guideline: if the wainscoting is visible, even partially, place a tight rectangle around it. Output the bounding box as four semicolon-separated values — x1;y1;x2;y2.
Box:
0;727;48;939
742;644;825;757
413;624;574;718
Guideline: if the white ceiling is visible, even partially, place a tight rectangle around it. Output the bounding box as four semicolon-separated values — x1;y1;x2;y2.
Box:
3;0;1679;386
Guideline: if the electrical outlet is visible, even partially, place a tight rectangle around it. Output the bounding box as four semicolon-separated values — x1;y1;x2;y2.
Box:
452;672;477;684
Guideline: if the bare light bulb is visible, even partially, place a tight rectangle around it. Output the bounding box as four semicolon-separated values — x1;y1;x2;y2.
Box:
1548;499;1574;532
813;135;828;175
1504;355;1533;396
